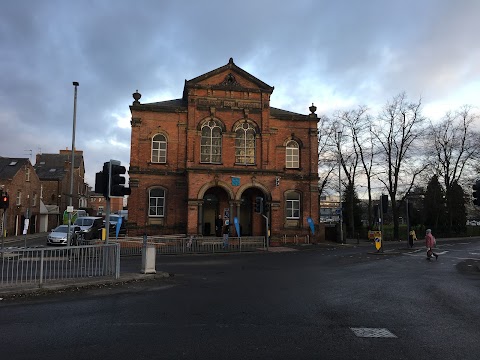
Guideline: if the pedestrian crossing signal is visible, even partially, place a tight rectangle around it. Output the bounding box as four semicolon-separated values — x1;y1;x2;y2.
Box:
255;197;263;213
0;193;9;209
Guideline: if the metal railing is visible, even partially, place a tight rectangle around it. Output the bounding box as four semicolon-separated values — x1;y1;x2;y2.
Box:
1;243;120;287
282;234;310;245
84;236;266;256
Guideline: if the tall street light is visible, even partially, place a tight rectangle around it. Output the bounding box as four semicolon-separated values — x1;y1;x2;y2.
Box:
337;130;343;244
67;81;79;247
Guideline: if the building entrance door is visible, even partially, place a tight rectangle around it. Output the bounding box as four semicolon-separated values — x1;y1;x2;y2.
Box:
240;188;266;237
203;194;218;236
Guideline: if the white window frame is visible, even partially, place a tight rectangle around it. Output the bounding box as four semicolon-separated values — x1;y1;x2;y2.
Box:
152;134;167;163
149;188;166;217
234;122;256;165
200;120;222;164
286;191;301;219
286;140;300;169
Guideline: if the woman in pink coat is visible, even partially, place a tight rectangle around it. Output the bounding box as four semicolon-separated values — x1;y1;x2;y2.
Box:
425;229;438;260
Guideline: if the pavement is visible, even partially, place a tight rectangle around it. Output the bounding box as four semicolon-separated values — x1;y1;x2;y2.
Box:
1;234;479;299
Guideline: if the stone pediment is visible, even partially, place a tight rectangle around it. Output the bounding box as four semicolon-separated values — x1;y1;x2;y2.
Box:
184;58;274;95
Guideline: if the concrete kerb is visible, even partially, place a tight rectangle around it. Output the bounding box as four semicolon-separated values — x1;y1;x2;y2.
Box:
0;271;170;298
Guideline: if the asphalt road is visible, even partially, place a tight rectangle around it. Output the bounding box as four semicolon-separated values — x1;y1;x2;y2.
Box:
1;239;479;359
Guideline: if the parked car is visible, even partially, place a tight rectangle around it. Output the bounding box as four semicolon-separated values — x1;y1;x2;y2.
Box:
47;225;81;246
74;216;103;240
104;214;127;236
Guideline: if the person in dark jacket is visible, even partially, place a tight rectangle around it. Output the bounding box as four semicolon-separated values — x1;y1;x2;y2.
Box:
215;215;223;237
223;224;230;248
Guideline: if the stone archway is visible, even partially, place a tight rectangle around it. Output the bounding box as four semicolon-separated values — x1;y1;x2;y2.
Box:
200;185;232;236
235;183;271;237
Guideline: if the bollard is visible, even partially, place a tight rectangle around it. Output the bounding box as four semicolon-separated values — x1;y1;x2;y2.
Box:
141;233;156;274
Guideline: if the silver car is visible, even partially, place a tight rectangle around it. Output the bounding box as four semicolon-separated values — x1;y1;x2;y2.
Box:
47;225;81;246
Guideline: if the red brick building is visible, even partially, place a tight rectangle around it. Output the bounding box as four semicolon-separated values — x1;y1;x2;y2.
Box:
0;157;42;236
128;59;320;242
89;191;123;216
34;149;88;229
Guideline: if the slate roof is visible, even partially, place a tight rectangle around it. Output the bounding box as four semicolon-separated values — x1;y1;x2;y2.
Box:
270;107;309;120
36;153;82;168
34;153;82;180
0;157;29;180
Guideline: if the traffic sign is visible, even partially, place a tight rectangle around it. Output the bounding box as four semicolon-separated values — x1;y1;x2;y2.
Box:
369;230;382;250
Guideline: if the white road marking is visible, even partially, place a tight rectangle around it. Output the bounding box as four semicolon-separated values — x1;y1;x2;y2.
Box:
350;328;397;338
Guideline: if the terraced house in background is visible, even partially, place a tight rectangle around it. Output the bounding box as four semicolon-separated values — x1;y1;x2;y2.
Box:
128;58;321;242
0;157;41;236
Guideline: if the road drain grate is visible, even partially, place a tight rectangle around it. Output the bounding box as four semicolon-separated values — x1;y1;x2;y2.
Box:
350;327;397;338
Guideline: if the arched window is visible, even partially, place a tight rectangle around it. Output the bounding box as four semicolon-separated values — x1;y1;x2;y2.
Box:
286;140;299;169
286;191;301;219
149;188;166;217
151;134;167;163
235;122;256;165
201;120;222;163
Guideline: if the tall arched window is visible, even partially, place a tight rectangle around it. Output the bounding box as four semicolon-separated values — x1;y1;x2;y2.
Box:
235;122;256;165
286;140;299;168
151;134;167;163
286;191;301;219
149;188;166;217
201;120;222;163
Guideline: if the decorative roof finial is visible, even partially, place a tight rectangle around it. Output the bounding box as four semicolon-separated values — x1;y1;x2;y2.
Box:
309;103;317;114
132;90;141;105
229;57;234;64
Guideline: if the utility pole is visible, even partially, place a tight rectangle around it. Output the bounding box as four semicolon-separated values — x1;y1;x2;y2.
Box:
67;81;79;247
337;130;343;244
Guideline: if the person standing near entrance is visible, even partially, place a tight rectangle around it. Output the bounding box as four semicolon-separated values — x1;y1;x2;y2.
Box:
215;215;223;237
425;229;438;260
223;223;230;248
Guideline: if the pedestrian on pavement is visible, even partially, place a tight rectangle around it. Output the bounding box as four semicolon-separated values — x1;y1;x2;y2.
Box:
215;215;223;237
187;235;194;249
223;223;229;248
408;229;417;248
425;228;438;260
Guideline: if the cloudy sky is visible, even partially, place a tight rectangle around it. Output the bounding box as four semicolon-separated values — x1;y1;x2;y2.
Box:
1;0;479;186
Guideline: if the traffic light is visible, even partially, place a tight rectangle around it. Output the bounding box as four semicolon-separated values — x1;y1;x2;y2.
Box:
381;194;389;213
109;162;131;197
95;170;108;198
473;180;480;206
254;197;263;213
1;193;9;209
275;177;280;187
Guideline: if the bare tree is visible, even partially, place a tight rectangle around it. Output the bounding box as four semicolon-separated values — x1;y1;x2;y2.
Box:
334;107;368;236
429;105;480;231
372;92;429;240
430;105;480;188
317;115;338;197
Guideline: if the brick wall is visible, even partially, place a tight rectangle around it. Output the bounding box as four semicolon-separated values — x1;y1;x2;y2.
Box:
128;61;319;240
2;162;42;236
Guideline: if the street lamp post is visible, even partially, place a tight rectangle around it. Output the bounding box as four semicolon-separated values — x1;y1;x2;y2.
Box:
67;82;79;247
337;131;343;244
